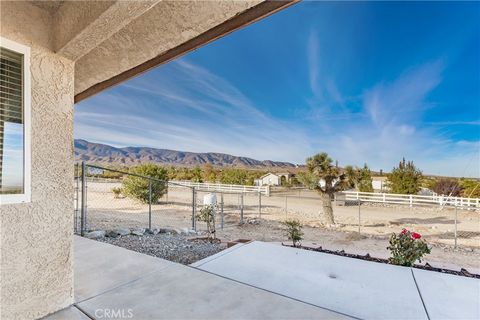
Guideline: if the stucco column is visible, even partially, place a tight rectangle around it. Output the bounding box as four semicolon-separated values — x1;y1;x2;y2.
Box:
1;2;75;319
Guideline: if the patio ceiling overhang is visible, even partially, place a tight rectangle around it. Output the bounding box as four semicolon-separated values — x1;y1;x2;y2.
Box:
31;0;298;103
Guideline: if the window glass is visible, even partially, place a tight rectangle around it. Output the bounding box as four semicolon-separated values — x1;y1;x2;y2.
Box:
0;47;24;195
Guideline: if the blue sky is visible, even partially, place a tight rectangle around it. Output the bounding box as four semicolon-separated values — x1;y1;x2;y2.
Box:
2;123;24;188
75;1;480;177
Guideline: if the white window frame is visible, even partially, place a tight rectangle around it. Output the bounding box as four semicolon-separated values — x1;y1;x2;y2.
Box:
0;37;31;205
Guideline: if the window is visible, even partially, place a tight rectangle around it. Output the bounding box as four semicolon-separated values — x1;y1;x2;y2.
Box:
0;37;31;204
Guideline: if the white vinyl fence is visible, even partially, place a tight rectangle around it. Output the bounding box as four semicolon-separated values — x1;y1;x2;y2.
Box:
169;180;270;195
341;191;480;209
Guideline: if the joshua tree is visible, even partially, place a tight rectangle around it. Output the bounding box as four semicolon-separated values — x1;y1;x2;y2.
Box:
297;153;347;225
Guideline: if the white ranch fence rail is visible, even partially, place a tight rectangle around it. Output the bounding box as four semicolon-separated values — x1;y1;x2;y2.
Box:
169;180;269;195
342;191;480;209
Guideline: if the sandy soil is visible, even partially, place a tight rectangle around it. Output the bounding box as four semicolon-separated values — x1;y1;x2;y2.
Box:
80;182;480;273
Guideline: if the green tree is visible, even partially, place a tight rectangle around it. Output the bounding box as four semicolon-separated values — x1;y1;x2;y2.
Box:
220;168;248;185
122;164;168;204
191;166;203;182
344;165;357;189
202;164;217;182
459;179;480;198
297;152;347;225
344;164;373;192
175;167;194;180
357;164;374;192
166;166;178;180
386;158;423;194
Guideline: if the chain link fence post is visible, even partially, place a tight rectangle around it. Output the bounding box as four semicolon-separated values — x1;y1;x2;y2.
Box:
258;191;262;218
454;205;458;249
221;193;224;230
74;163;79;234
148;180;152;231
240;193;244;223
358;200;361;234
192;187;196;231
80;161;87;236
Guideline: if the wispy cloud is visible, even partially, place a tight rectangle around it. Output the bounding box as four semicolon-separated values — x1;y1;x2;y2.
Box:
75;58;314;163
363;60;444;127
75;54;478;177
311;60;479;177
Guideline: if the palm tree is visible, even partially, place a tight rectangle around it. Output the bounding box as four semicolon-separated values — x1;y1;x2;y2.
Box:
298;152;347;225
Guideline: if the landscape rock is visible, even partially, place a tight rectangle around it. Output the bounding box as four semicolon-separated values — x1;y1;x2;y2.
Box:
131;228;145;236
145;228;160;235
85;230;105;239
157;227;180;234
106;228;131;238
98;233;226;265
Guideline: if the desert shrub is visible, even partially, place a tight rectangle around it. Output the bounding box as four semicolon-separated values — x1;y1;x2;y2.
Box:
112;187;122;199
197;205;216;240
122;164;168;204
282;219;304;247
387;229;430;267
432;178;462;196
387;158;423;194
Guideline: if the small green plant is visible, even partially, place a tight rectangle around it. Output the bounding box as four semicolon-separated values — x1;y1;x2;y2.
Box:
282;219;304;247
387;229;431;267
112;187;122;199
197;205;216;240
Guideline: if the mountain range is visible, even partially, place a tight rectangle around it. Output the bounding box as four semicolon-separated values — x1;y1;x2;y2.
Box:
74;139;297;169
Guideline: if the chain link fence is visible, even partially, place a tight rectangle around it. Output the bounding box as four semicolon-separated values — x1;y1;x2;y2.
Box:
74;163;195;235
268;189;479;248
75;164;479;249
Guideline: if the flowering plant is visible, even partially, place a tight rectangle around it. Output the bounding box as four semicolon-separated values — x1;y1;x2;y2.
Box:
387;229;431;267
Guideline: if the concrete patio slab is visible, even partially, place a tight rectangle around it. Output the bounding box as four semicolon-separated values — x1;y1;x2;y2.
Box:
412;268;480;320
77;264;350;319
42;306;89;320
72;236;351;319
74;236;174;302
194;241;428;320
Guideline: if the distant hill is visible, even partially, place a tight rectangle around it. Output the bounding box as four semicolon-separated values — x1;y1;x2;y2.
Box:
74;139;297;169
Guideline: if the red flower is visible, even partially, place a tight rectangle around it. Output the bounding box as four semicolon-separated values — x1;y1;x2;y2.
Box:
411;232;421;239
400;229;408;235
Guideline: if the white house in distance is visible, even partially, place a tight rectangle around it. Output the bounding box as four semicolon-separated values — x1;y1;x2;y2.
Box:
255;172;294;186
372;176;388;192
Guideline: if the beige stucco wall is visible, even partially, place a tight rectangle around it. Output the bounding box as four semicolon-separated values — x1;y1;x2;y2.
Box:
1;2;75;319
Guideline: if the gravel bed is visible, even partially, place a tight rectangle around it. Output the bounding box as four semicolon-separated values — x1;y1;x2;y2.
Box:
98;234;226;265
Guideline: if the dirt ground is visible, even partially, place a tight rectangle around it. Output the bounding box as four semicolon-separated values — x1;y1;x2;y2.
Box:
80;181;480;273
